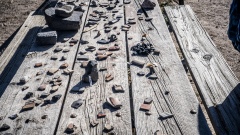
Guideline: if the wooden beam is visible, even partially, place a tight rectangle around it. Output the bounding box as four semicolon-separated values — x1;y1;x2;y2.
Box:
0;1;90;134
165;5;240;135
126;0;211;134
56;0;132;134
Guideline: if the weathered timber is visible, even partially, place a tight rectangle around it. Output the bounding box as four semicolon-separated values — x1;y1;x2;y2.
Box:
56;0;132;134
126;1;211;135
0;1;90;135
165;5;240;135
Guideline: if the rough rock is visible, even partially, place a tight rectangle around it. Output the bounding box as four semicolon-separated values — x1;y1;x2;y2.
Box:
36;31;57;45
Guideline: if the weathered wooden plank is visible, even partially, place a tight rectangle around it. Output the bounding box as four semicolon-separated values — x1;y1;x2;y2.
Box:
0;1;90;135
126;1;211;135
165;5;240;135
56;0;132;134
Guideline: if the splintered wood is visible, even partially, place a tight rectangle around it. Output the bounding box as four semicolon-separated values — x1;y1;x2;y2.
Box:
165;5;240;135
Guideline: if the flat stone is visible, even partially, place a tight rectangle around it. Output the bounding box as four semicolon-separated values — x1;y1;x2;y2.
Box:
60;63;68;69
105;73;114;82
63;69;74;75
137;71;145;76
36;71;44;76
97;112;106;118
113;85;124;92
97;55;108;60
51;55;58;60
190;109;197;114
34;62;43;67
153;49;160;55
51;85;59;92
145;17;153;21
131;60;145;67
38;84;46;91
48;68;59;75
145;111;152;115
8;114;18;120
140;103;151;111
124;0;131;4
45;7;83;30
79;51;87;55
159;112;173;119
22;101;35;111
52;94;62;102
81;61;88;68
41;115;48;119
22;86;29;91
154;130;161;135
70;114;77;118
148;74;158;79
36;31;57;45
144;97;153;104
55;5;74;18
40;92;50;98
104;124;114;132
98;46;108;50
66;123;76;133
63;48;70;52
99;67;107;71
108;46;120;51
77;55;89;61
54;47;63;52
107;97;122;108
71;99;83;109
90;120;99;127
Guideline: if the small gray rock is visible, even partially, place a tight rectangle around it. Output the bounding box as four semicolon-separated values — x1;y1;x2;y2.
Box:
36;31;57;45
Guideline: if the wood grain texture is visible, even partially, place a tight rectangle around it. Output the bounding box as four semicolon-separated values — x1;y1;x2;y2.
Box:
0;1;90;134
56;0;132;134
165;5;240;135
126;0;211;135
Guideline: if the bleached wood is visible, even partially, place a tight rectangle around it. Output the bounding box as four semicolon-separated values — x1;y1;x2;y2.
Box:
126;1;211;135
0;1;90;135
56;0;132;134
165;5;240;135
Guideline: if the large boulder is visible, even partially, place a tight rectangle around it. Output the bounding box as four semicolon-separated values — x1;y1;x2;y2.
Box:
45;7;83;31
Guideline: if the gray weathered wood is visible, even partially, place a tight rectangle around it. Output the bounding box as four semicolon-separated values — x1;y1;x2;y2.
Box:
126;1;211;135
165;5;240;135
56;0;132;134
0;1;90;134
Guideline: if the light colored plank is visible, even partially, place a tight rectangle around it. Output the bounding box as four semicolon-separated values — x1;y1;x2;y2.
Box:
165;5;240;135
56;0;132;134
126;1;211;135
0;1;90;135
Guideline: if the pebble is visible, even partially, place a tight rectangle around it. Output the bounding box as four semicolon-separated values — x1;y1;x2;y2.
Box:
41;115;48;119
48;68;59;75
70;114;77;118
38;84;46;91
51;55;58;60
145;111;152;115
54;47;63;52
116;112;121;117
190;109;197;114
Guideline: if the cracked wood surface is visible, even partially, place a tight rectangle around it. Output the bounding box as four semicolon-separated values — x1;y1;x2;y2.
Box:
0;1;89;134
126;0;211;135
165;5;240;135
56;0;132;134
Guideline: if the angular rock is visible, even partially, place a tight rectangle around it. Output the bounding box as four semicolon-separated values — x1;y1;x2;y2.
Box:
131;60;145;67
140;103;151;111
159;112;173;119
36;31;57;45
107;97;122;108
105;73;114;82
65;123;76;133
8;114;18;120
90;120;99;127
52;94;62;102
20;76;30;84
38;84;47;91
34;62;43;67
45;7;83;30
71;99;83;109
113;85;124;92
40;92;50;98
97;112;106;118
0;124;10;131
55;5;74;18
104;123;114;132
137;71;145;76
144;97;153;104
22;101;35;111
77;55;89;61
48;68;59;75
63;69;74;75
60;63;68;69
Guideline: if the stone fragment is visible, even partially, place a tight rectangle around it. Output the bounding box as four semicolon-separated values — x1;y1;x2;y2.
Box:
105;73;114;82
63;69;74;75
90;120;99;127
99;67;107;71
98;46;108;50
24;92;33;99
51;85;59;92
79;51;87;55
51;55;58;60
34;62;43;67
77;55;89;61
97;112;106;118
40;92;49;98
108;46;120;51
36;31;57;45
41;115;48;119
140;103;151;111
48;68;59;75
124;0;131;4
81;61;88;68
190;109;197;114
104;123;114;132
97;39;109;44
97;55;108;60
107;97;122;108
145;111;152;115
144;97;153;104
52;94;62;102
153;49;160;55
45;7;83;30
154;130;161;135
142;0;156;9
65;123;76;133
71;99;83;109
145;17;153;21
22;101;35;111
137;71;145;76
70;114;77;118
148;74;158;79
20;76;30;84
131;60;145;67
38;84;46;91
8;114;18;120
60;63;68;69
61;56;67;60
55;5;74;18
0;124;10;131
36;71;44;76
22;86;29;91
159;112;173;119
63;48;70;52
54;47;63;52
113;85;124;92
116;112;121;117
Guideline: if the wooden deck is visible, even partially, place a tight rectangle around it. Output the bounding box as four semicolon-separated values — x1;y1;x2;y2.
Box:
0;0;239;135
